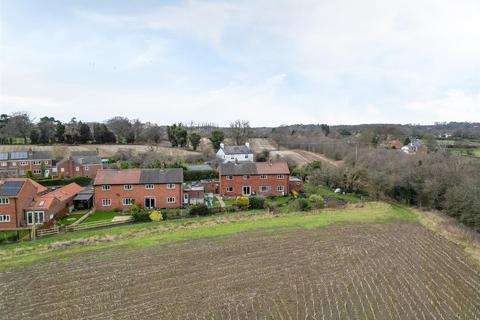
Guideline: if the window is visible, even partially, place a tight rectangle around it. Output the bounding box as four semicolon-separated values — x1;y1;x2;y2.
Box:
245;154;248;158
33;160;41;165
226;175;233;180
122;198;134;205
226;187;234;192
60;167;65;172
166;197;176;204
243;175;250;180
101;185;111;191
11;162;16;167
0;215;10;223
0;198;10;205
167;183;176;189
0;162;6;167
145;184;154;190
33;169;42;175
124;184;133;190
75;166;80;172
84;166;89;171
277;185;285;192
260;186;270;193
102;199;112;206
260;175;268;180
20;161;28;166
26;211;44;225
277;175;285;179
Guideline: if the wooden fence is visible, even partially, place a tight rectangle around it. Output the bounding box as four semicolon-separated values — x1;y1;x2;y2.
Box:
35;217;133;238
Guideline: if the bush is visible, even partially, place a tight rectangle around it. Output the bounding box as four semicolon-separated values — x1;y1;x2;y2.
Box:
235;196;250;208
295;198;311;211
189;204;209;216
35;176;92;187
149;210;163;221
249;196;265;209
132;211;151;222
308;194;325;209
184;170;217;182
130;204;140;215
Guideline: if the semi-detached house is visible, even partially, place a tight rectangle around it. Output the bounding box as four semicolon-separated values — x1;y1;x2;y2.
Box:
93;168;183;211
0;150;53;178
219;161;290;197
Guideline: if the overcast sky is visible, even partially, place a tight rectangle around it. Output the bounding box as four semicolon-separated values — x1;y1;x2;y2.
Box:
1;0;480;126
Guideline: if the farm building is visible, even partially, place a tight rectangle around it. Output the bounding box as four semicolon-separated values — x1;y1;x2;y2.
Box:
0;150;54;178
0;178;48;229
93;168;183;211
216;142;254;163
219;160;290;197
57;151;103;179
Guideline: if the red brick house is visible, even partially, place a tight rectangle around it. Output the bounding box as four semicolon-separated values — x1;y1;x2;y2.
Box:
219;161;290;197
0;150;53;178
0;178;48;229
93;168;183;211
57;151;103;179
25;183;84;227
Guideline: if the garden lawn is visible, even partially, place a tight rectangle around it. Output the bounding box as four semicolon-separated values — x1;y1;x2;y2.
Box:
316;186;361;203
83;212;128;223
0;202;417;269
58;213;86;226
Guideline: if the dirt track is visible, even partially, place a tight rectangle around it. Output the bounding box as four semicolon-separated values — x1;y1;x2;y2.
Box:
2;222;479;319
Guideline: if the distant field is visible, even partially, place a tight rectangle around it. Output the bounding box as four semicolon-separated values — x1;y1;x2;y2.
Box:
450;148;480;157
0;143;202;159
1;203;479;319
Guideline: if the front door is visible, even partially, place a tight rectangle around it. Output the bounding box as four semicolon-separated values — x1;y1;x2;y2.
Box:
145;197;155;209
242;186;251;196
184;193;189;204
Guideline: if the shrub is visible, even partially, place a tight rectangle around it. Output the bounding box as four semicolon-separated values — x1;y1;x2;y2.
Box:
130;204;140;215
189;204;209;216
235;196;250;208
308;194;325;209
295;198;311;211
132;211;151;222
249;196;265;209
161;211;168;220
35;176;92;187
149;210;163;221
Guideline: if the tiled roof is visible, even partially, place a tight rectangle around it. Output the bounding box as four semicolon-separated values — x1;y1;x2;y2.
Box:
221;145;252;155
186;164;214;171
94;168;183;185
29;183;84;210
0;178;47;196
219;161;290;176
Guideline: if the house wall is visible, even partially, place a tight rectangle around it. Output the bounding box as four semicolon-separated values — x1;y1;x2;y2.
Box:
94;183;183;211
216;149;254;163
57;160;102;179
0;181;40;229
202;180;219;194
0;159;53;178
220;174;289;197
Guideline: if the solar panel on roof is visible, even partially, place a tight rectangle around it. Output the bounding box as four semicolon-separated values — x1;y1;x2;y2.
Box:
0;153;8;160
10;152;28;159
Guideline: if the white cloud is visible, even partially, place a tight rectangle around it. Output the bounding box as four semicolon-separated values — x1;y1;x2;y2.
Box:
404;90;480;122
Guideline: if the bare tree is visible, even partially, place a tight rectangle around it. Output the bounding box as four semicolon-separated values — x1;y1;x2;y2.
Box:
229;119;251;145
106;116;133;143
3;112;33;144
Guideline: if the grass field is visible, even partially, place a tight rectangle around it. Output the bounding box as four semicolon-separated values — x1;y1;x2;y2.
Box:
57;213;86;225
83;211;127;223
1;203;479;319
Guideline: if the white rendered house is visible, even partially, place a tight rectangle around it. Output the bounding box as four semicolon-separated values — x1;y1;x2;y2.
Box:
216;142;254;163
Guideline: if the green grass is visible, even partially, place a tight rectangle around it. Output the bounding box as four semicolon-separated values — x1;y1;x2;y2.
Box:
450;148;480;157
57;213;86;226
83;212;128;223
0;230;30;242
0;202;418;269
316;186;362;203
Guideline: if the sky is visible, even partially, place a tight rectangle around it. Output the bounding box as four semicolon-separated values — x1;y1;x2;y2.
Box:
1;0;480;126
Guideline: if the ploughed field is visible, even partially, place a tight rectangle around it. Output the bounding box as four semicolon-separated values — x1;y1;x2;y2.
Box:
2;222;480;319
